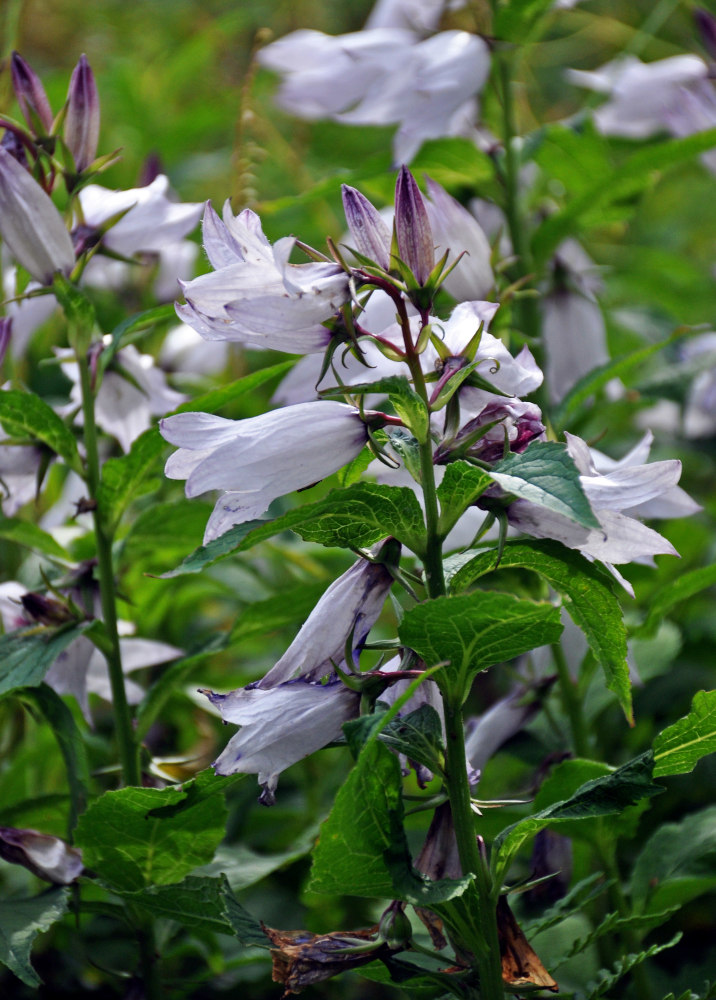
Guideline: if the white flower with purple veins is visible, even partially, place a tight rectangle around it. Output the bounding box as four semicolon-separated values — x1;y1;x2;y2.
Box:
508;431;700;595
204;552;394;803
76;175;203;298
61;342;187;453
258;28;490;163
567;54;708;139
160;400;369;542
176;202;350;354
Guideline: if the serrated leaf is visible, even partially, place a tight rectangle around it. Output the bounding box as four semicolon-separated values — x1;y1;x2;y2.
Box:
74;771;231;891
163;482;427;577
492;752;661;886
583;934;681;1000
117;874;269;948
554;907;678;967
437;462;492;537
522;873;609;938
0;622;93;698
0;390;81;472
19;684;90;834
376;705;445;779
490;442;600;530
448;540;631;722
0;518;69;559
309;738;470;905
398;591;563;698
631;806;716;915
532;127;716;263
653;690;716;777
0;888;68;987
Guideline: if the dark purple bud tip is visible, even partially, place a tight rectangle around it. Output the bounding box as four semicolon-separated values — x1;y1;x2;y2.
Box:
11;52;54;134
64;54;100;172
394;165;434;285
696;9;716;60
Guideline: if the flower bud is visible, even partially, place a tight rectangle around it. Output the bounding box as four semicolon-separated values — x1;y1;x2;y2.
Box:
0;826;84;884
394;165;434;285
341;185;391;269
695;9;716;61
0;318;12;369
0;147;75;284
10;52;54;135
64;54;100;172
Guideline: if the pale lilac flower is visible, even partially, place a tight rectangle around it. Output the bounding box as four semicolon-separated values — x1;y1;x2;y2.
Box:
0;147;75;284
0;827;84;884
204;551;394;801
259;28;490;163
663;80;716;174
682;333;716;437
365;0;466;32
64;54;100;172
61;341;187;453
508;431;699;593
160;401;369;541
567;54;708;139
159;323;230;378
176;203;349;353
424;178;494;300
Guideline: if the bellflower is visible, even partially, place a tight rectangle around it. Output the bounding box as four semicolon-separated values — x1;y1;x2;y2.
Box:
424;178;494;300
508;431;699;594
61;342;187;453
258;28;490;163
160;400;370;542
567;54;708;139
0;147;75;284
203;551;394;802
176;202;350;353
0;827;84;885
64;54;100;172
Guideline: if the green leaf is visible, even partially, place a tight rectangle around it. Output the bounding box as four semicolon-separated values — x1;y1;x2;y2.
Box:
195;826;320;891
436;462;492;537
19;684;90;835
0;888;69;986
0;518;69;559
118;874;269;948
492;752;661;886
0;623;93;698
163;482;427;577
634;563;716;640
494;0;557;41
398;591;563;699
532;127;716;263
552;327;691;430
96;427;165;534
229;582;329;645
74;771;231;891
100;303;177;372
0;390;81;472
490;442;600;530
376;705;445;779
309;738;470;906
554;907;679;967
332;375;429;443
410;137;494;188
174;360;295;416
449;540;631;722
653;690;716;778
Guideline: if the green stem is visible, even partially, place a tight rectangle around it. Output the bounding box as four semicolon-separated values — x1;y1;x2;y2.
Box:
598;838;654;1000
552;642;591;758
77;353;140;788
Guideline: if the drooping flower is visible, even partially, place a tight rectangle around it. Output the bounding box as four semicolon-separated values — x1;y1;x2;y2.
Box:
203;550;395;802
176;202;350;353
0;147;75;284
508;431;700;593
160;401;370;541
0;827;84;885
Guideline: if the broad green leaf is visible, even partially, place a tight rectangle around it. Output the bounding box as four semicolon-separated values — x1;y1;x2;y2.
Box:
532;127;716;263
376;705;445;779
195;826;320;891
410;137;494;188
0;390;81;472
97;427;164;533
398;591;563;699
229;581;329;644
436;462;492;537
163;482;427;577
117;874;269;948
0;623;93;698
328;375;429;443
19;684;90;834
490;442;600;530
309;738;470;905
494;0;557;41
120;500;215;570
653;690;716;777
174;359;295;415
492;752;661;885
634;563;716;640
552;328;691;430
0;888;68;987
74;770;232;891
0;518;69;559
449;541;631;721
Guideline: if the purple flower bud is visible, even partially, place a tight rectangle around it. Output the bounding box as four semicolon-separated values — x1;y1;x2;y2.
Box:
0;318;12;369
64;54;100;172
10;52;54;135
394;165;434;285
341;185;391;269
0;146;75;284
0;826;84;884
695;9;716;61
